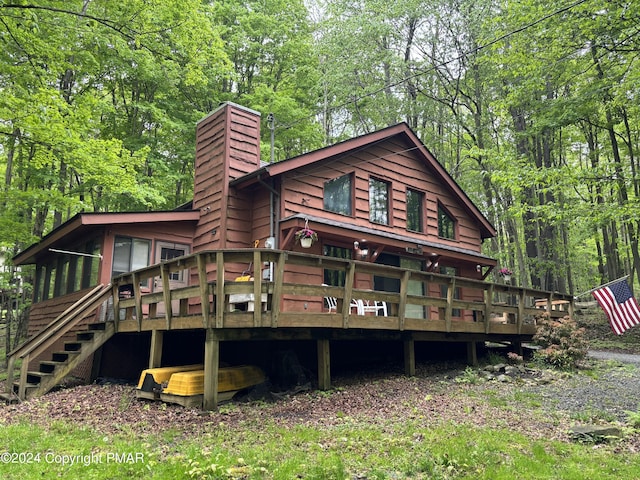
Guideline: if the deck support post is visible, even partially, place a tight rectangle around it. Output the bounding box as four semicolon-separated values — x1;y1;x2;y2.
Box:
403;339;415;376
512;341;523;357
466;341;478;366
203;329;220;411
317;339;331;390
149;330;164;368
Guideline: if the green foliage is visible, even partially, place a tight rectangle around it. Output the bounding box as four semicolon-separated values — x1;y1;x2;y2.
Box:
625;407;640;429
533;313;589;369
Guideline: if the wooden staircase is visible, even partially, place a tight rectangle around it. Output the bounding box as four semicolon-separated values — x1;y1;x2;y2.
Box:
2;284;114;403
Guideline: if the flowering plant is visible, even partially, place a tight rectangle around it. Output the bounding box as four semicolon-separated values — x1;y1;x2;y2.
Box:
295;227;318;242
498;267;513;276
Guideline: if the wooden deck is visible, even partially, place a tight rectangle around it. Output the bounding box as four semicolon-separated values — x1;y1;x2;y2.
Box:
5;249;574;409
112;249;572;337
109;249;573;409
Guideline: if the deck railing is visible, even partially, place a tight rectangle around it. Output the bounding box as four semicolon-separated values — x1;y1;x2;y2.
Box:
111;249;573;337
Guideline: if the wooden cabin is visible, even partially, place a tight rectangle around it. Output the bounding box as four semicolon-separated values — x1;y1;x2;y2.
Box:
6;102;573;409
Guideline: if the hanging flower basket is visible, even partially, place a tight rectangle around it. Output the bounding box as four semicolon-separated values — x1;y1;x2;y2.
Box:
498;267;513;282
295;227;318;248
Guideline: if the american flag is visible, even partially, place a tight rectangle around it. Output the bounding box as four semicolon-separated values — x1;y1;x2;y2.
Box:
592;278;640;335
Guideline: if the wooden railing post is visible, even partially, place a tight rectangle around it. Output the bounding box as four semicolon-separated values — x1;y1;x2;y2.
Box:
484;284;494;334
398;270;410;330
112;283;121;332
517;290;525;334
197;254;211;328
445;277;455;333
252;250;262;327
270;252;285;328
132;272;143;331
342;262;356;328
215;252;225;328
160;264;172;330
18;354;29;400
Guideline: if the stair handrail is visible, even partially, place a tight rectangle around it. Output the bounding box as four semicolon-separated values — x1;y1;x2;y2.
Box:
8;283;112;360
5;283;113;399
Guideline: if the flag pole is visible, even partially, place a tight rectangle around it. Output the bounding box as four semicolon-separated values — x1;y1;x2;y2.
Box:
574;275;630;300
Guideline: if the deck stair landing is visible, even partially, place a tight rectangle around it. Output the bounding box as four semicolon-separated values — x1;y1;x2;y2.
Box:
1;284;114;403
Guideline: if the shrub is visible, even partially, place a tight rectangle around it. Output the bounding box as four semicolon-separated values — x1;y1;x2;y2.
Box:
532;313;589;369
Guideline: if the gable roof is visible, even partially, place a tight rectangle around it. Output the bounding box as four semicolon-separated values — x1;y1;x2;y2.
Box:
230;122;496;239
13;210;200;265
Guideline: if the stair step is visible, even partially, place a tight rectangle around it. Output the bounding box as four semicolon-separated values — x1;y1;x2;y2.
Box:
87;322;108;331
52;351;80;362
12;381;39;392
63;341;89;352
0;392;19;404
76;331;96;341
39;361;66;374
26;371;53;384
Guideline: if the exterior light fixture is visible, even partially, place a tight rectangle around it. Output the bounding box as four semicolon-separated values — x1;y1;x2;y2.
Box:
353;241;368;259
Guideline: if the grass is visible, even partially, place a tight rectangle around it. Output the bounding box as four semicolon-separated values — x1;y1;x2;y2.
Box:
0;416;638;479
1;311;639;479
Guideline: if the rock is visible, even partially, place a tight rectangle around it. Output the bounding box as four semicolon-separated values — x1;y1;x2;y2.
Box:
496;374;512;383
494;363;507;372
504;365;519;376
569;424;622;442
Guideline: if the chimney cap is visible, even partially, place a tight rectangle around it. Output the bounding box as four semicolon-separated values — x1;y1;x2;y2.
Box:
196;101;261;126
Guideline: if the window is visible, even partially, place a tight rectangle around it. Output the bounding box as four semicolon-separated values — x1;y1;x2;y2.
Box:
112;236;151;277
33;239;101;302
438;205;456;239
369;177;390;224
324;174;352;216
406;189;423;232
323;245;352;286
160;245;188;281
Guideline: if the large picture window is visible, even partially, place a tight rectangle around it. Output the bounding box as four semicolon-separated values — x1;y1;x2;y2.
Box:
324;174;352;216
369;177;390;225
406;188;423;232
34;239;101;302
438;205;456;240
112;236;151;277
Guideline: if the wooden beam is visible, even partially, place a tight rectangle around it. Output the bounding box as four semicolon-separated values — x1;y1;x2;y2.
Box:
270;252;285;328
112;283;121;332
132;272;143;332
253;249;262;327
484;284;493;334
403;339;415;376
398;270;410;330
203;329;220;411
342;263;355;328
517;290;525;334
197;254;212;328
445;277;455;333
467;341;478;366
149;330;164;368
215;253;225;328
317;339;331;390
160;264;172;330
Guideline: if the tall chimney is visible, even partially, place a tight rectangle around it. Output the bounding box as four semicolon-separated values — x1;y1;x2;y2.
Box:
192;102;261;252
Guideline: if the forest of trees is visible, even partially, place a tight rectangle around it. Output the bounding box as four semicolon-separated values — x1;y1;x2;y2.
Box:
1;0;639;335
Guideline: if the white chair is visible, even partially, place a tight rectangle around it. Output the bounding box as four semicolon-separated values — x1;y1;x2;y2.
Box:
323;284;360;314
357;300;388;316
325;294;338;313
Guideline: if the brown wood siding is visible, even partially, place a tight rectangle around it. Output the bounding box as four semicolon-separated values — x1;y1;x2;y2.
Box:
193;103;261;254
280;137;483;253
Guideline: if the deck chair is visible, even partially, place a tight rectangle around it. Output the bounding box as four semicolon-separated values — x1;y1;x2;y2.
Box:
358;300;388;316
323;284;360;313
